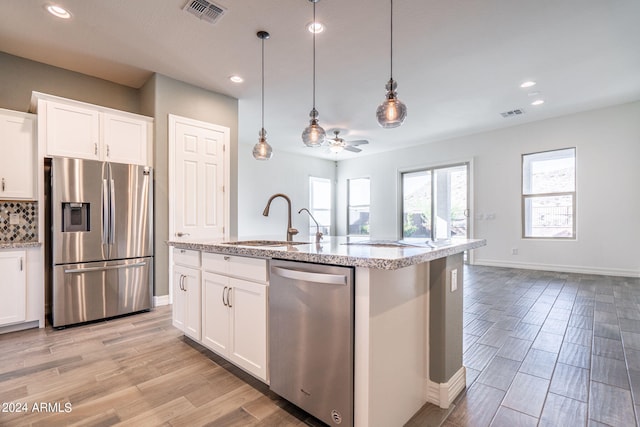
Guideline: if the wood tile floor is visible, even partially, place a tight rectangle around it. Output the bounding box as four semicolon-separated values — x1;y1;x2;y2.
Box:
445;265;640;427
1;265;639;426
0;306;320;427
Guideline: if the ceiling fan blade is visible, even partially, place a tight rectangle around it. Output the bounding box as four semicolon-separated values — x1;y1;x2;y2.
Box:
347;139;369;146
344;145;362;153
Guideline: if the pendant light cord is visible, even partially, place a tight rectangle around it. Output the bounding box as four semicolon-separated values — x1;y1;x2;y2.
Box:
312;0;317;110
390;0;394;80
261;36;265;130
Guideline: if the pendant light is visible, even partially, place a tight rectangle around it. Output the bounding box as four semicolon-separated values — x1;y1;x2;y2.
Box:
301;0;326;147
253;30;274;160
376;0;407;128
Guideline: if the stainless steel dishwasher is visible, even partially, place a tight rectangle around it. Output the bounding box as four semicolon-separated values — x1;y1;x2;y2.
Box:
269;259;354;426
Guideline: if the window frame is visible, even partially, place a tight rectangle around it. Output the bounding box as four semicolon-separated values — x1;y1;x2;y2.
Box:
521;147;576;240
347;177;371;236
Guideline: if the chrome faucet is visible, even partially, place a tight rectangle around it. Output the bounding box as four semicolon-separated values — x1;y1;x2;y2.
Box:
298;208;323;244
263;193;299;242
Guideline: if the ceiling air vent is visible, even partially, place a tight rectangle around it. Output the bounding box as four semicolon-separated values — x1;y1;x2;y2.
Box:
500;109;525;118
183;0;227;25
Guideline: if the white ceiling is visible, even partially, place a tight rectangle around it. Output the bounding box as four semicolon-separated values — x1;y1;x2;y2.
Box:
1;0;639;160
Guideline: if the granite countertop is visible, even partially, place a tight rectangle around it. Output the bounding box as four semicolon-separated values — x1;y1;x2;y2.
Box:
0;241;42;249
168;236;486;270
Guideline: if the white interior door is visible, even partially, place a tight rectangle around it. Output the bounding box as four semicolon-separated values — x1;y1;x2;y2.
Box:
170;115;230;241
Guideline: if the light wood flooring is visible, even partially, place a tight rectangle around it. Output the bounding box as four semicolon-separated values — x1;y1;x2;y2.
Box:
1;265;639;426
0;306;319;427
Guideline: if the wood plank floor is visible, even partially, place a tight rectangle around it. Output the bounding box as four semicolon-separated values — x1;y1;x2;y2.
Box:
2;265;639;426
0;306;322;427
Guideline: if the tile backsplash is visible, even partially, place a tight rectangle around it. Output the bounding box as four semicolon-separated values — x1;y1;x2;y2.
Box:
0;201;38;243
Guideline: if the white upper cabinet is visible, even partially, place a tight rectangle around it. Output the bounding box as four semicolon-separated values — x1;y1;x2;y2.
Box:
102;112;149;164
31;92;152;166
0;109;36;200
44;100;100;160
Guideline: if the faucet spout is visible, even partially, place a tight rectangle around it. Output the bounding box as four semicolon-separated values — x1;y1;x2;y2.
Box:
298;208;323;244
262;193;299;242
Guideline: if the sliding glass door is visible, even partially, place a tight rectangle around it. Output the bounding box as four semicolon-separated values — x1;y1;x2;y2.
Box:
402;163;469;241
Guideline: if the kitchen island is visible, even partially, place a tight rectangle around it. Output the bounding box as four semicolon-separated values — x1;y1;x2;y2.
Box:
168;236;486;427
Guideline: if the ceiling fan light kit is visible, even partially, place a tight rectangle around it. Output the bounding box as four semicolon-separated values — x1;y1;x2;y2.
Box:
253;30;273;160
377;0;407;128
301;0;327;148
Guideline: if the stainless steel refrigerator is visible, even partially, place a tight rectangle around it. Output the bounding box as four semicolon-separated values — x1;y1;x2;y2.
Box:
49;157;153;328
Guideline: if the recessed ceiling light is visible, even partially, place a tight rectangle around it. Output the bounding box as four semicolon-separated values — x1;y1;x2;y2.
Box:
46;4;71;19
520;81;536;88
229;75;244;83
307;21;324;34
527;91;541;97
531;99;545;106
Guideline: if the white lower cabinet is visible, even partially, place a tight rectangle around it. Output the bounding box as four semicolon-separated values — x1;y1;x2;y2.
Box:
172;250;201;341
0;250;27;326
202;272;267;381
172;250;269;382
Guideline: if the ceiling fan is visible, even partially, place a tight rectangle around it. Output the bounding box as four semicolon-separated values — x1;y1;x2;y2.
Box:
327;130;369;153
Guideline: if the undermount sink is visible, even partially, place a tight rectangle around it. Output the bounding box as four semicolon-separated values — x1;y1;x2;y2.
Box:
221;240;311;247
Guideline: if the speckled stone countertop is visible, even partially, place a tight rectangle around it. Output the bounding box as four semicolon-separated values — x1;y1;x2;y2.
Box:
0;241;42;249
168;236;486;270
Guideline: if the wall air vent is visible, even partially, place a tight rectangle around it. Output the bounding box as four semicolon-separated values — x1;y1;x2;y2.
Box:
183;0;227;25
500;109;525;118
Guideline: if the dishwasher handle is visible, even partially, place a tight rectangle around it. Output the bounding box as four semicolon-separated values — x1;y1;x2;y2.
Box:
271;266;347;285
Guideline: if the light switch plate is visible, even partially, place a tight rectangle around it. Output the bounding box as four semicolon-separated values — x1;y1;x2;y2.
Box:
451;268;458;292
9;213;20;225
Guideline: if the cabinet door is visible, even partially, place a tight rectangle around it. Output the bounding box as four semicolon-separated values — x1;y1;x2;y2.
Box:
172;266;187;332
229;278;267;381
183;267;201;341
45;101;100;160
102;113;149;165
0;112;35;199
202;272;230;354
0;251;26;326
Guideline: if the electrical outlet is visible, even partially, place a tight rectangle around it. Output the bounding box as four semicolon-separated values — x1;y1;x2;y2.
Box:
451;268;458;292
512;248;519;255
9;213;20;225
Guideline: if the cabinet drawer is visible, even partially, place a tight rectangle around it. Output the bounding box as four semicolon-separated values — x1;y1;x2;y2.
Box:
229;257;267;283
202;253;267;283
174;248;201;268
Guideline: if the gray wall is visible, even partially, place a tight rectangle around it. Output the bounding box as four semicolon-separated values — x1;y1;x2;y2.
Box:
140;74;238;296
1;52;239;297
0;51;139;113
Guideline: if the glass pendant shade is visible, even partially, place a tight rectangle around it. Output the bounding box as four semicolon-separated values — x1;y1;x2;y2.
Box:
253;128;273;160
376;79;407;128
302;108;326;147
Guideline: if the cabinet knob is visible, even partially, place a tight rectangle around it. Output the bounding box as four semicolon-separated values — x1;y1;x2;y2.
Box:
224;256;230;261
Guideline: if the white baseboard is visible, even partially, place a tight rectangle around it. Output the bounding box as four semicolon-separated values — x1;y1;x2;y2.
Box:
473;259;640;278
154;295;170;307
426;366;466;409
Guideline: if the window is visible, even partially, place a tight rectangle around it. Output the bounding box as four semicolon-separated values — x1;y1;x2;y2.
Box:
401;163;469;241
522;148;576;239
309;177;331;236
347;178;370;235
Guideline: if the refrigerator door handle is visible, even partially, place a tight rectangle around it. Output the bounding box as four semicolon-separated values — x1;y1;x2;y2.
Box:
64;261;147;274
102;179;109;244
109;178;116;244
